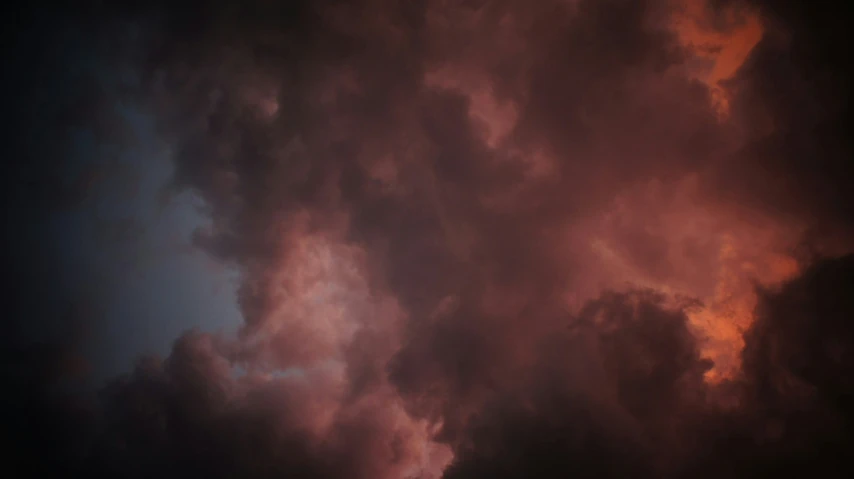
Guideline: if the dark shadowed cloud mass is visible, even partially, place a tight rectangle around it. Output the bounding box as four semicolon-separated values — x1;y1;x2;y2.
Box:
4;1;854;477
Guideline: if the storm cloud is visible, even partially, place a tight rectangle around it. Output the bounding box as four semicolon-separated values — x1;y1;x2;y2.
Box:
5;0;854;477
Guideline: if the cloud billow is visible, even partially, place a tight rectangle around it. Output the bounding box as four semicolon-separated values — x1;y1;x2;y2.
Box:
5;0;854;477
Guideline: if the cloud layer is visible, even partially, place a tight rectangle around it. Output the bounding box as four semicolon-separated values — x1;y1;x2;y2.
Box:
5;0;854;477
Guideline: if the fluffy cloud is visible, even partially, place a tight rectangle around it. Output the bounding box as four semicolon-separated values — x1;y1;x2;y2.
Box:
6;0;854;477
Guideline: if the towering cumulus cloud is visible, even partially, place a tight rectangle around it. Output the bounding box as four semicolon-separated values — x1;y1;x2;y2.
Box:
5;0;854;477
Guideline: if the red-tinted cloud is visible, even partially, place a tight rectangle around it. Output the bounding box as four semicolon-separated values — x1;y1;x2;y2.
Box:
6;0;854;477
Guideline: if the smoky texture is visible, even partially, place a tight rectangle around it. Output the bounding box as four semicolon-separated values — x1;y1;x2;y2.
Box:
4;1;854;478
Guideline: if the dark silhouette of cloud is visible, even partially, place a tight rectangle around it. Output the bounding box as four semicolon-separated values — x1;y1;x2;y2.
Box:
5;1;854;478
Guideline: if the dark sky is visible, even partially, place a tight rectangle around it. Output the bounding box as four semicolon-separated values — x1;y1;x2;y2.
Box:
3;1;854;478
5;14;242;383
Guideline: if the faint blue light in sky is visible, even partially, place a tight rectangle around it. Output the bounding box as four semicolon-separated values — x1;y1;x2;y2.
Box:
50;100;244;383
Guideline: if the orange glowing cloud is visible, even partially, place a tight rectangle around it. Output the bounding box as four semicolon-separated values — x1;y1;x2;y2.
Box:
576;176;804;380
671;0;764;116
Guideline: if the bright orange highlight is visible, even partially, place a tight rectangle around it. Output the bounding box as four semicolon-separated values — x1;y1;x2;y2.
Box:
671;0;764;116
